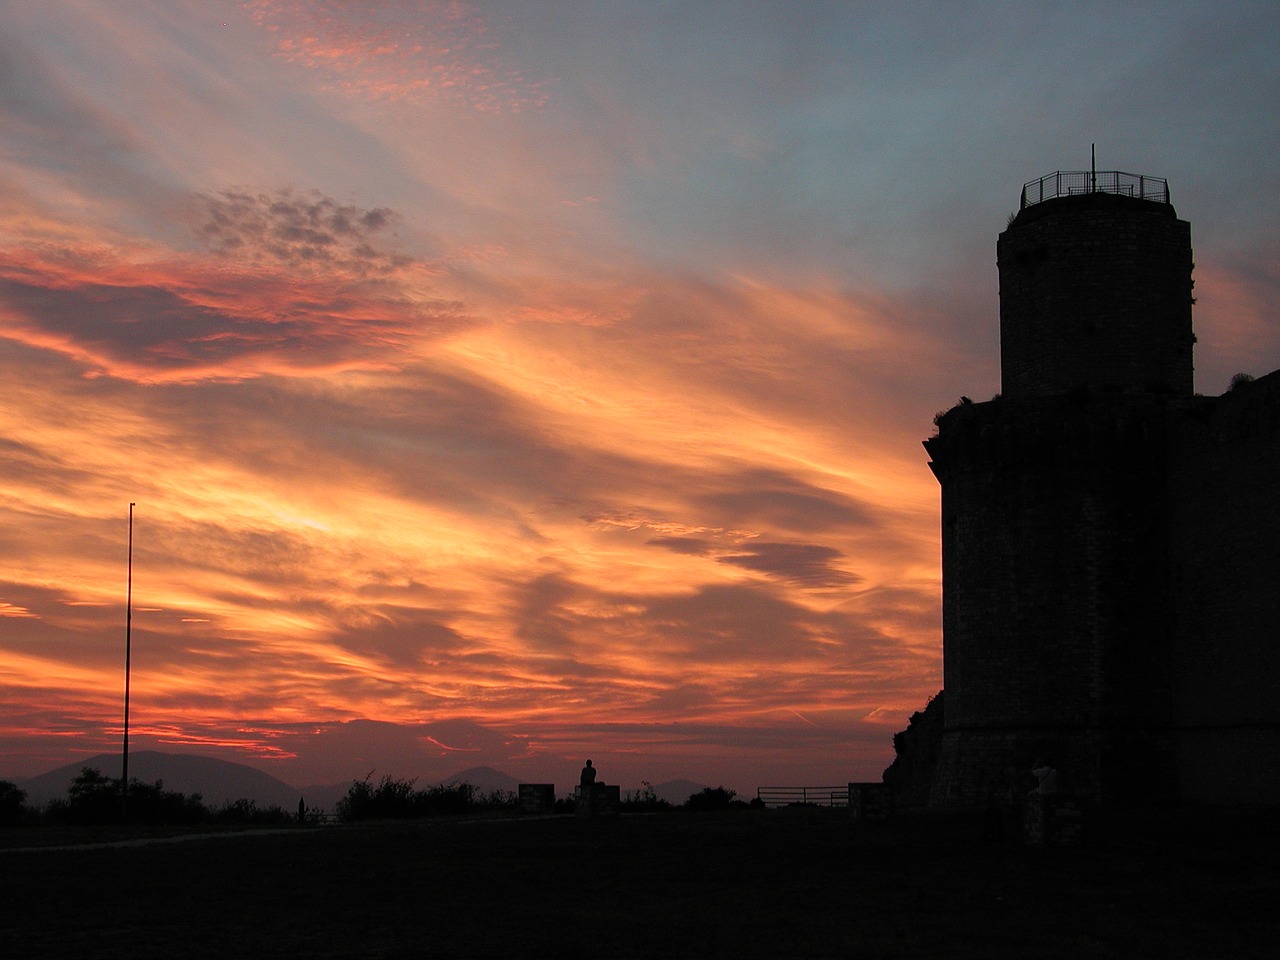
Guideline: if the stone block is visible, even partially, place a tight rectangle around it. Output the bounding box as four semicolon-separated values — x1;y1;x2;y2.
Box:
518;783;555;814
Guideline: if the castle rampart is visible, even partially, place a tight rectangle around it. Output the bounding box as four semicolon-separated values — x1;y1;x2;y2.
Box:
907;171;1279;806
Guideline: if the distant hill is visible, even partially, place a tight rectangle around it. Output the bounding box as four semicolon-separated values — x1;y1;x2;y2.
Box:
17;751;301;809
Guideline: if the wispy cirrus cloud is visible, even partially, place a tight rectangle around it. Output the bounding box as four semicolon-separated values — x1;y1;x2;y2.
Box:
243;0;550;112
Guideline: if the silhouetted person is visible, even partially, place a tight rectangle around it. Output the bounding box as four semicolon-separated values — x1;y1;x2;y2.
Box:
298;797;306;823
581;762;599;814
1029;761;1059;797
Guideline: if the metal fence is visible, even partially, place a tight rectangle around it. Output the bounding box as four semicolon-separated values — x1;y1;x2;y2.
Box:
755;786;849;808
1020;170;1169;209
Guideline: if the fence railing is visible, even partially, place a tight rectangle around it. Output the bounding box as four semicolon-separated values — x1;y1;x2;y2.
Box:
756;786;849;808
1020;170;1169;209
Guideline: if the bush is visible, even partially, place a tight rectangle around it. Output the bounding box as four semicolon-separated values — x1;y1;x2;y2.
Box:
47;767;121;823
335;774;487;822
211;798;293;825
474;789;520;811
621;782;671;812
46;767;206;824
683;786;737;811
120;778;206;824
0;780;28;826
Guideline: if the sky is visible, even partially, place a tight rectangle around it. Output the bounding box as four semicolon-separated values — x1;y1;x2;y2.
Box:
2;0;1278;796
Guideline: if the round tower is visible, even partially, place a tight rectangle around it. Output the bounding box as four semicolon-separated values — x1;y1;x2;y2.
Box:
998;171;1194;398
924;170;1193;805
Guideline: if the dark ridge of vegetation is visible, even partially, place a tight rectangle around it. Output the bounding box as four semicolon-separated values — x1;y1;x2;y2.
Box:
682;786;739;810
44;767;206;825
2;768;755;830
0;768;296;827
335;773;519;821
0;779;27;826
208;797;304;826
620;781;671;811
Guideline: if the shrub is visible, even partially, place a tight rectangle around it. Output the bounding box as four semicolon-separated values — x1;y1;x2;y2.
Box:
621;782;671;812
46;767;206;824
335;774;484;821
683;786;737;811
474;789;520;811
0;780;27;826
120;778;206;824
212;798;293;825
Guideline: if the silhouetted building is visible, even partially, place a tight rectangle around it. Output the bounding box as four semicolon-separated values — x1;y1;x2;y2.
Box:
903;170;1280;805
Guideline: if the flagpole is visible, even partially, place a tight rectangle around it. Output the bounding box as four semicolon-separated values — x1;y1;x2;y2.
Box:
122;502;135;816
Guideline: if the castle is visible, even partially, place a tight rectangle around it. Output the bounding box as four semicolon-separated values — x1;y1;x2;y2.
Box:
890;169;1280;805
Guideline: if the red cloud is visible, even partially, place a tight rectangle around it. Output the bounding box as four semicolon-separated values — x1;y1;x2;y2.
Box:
0;243;460;384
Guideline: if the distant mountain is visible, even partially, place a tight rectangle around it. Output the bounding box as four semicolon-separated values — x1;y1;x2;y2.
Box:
649;779;710;806
17;751;301;809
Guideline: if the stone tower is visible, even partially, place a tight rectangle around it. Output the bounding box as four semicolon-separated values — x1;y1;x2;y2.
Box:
999;173;1195;398
923;170;1196;804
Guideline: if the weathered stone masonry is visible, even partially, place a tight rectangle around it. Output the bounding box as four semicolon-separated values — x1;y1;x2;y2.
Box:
907;173;1280;805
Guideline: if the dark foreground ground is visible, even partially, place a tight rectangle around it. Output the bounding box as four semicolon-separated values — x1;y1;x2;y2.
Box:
1;804;1277;959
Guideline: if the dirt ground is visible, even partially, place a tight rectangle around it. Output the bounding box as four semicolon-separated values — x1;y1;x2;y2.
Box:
1;804;1276;959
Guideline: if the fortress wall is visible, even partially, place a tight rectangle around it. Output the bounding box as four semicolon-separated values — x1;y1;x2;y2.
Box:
925;396;1177;802
1169;373;1280;801
909;178;1279;807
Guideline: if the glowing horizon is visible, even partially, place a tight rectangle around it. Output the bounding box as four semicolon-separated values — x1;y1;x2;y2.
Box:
3;1;1278;795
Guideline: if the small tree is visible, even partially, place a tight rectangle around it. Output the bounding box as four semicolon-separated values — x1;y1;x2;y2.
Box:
49;767;207;824
0;780;27;826
56;767;122;823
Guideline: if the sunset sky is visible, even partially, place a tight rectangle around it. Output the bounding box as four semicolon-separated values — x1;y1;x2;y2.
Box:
3;1;1278;795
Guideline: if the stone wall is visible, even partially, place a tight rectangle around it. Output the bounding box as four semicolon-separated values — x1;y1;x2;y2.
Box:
1168;371;1280;801
924;393;1183;803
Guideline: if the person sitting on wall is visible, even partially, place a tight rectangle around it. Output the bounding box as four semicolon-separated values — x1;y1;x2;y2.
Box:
1029;760;1059;797
580;759;597;788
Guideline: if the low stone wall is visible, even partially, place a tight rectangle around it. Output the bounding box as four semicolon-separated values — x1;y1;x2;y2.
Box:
1023;797;1085;847
575;784;620;817
849;782;893;820
518;783;555;814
